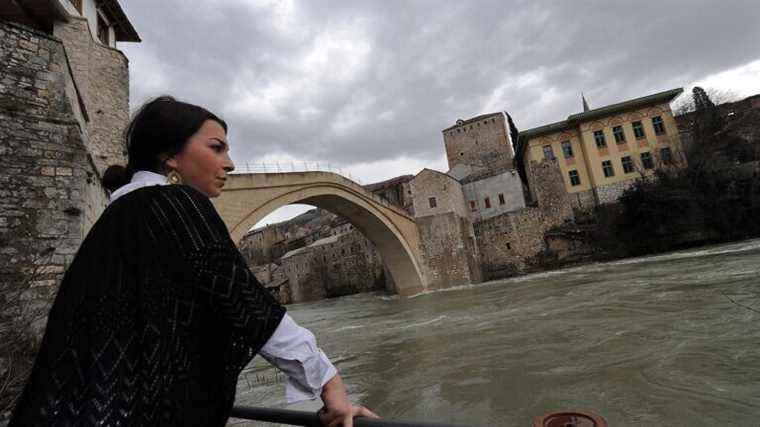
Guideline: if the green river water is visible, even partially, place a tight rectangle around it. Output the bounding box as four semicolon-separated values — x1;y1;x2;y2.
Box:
234;239;760;426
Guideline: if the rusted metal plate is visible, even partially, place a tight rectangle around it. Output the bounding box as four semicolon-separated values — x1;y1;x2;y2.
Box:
533;410;608;427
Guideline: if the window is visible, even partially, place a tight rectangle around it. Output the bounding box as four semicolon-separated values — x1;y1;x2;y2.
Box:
652;116;666;135
543;145;555;160
660;146;672;162
640;152;654;169
602;160;615;177
428;197;437;208
484;197;491;209
568;170;581;186
469;201;477;211
561;140;574;158
593;130;607;148
621;156;634;173
96;12;110;45
632;121;646;139
612;126;626;144
498;193;505;205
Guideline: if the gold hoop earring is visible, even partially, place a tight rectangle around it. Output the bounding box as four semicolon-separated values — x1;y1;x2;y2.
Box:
167;170;183;185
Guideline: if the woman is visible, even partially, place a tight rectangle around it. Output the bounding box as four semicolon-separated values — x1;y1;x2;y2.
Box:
10;96;378;426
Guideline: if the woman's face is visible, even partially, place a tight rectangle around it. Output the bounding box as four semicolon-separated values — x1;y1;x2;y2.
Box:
165;119;235;198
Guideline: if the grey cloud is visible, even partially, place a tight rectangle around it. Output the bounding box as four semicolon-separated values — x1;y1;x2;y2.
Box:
119;0;760;169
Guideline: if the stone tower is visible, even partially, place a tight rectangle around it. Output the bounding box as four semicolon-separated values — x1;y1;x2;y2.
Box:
442;112;516;177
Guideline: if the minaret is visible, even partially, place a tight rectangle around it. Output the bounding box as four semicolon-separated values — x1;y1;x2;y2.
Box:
582;93;590;112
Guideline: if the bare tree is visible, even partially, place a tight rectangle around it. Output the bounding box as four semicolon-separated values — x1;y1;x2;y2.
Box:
673;86;739;116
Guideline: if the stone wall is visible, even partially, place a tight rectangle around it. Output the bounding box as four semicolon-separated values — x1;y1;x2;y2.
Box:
595;179;636;205
280;230;385;303
474;159;575;279
526;159;574;220
566;189;596;212
0;22;107;338
416;212;482;289
251;263;291;304
474;207;545;277
240;224;287;265
409;169;469;218
53;16;129;174
443;113;514;173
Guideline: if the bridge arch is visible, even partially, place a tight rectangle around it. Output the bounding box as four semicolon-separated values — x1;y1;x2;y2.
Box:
212;172;426;296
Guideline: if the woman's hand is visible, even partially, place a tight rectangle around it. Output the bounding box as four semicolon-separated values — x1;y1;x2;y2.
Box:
318;374;379;427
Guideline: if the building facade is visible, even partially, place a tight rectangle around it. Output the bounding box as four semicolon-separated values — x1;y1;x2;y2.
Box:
460;169;526;221
518;88;685;208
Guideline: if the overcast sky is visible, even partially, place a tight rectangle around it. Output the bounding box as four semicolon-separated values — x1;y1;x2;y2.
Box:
119;0;760;226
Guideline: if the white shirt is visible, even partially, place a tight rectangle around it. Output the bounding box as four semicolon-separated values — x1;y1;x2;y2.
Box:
109;170;337;403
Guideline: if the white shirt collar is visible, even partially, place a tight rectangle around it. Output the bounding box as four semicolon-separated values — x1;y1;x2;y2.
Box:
108;170;170;204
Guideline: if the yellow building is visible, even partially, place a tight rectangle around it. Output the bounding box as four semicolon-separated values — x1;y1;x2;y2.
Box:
517;88;685;208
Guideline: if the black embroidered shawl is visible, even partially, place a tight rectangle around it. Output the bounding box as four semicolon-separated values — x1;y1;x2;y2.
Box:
10;185;286;426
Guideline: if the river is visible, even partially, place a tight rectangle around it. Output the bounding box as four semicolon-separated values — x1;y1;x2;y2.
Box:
233;239;760;426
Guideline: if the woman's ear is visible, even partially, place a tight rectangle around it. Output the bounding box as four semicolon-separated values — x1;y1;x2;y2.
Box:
165;155;179;171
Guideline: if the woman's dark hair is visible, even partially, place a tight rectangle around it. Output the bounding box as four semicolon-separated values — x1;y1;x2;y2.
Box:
102;96;228;192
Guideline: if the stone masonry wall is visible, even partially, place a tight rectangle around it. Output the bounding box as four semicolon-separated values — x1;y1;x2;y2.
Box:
443;113;514;173
566;188;596;212
409;169;469;219
280;230;385;303
596;179;636;205
474;206;546;277
474;159;575;279
53;16;129;174
0;22;106;338
416;212;482;290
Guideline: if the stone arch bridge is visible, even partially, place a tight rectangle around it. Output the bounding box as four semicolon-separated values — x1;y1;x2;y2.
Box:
212;172;426;296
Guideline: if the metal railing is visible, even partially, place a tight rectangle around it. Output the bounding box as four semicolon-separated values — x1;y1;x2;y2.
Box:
230;406;473;427
230;161;363;184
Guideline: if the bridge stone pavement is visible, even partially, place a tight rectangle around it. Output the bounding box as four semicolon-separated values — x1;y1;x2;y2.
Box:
212;171;427;296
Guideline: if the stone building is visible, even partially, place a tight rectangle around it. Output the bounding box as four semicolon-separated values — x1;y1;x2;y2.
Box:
404;108;586;283
516;88;686;210
473;160;576;279
442;112;516;175
408;169;482;289
459;169;526;221
363;174;414;213
239;223;287;265
250;263;291;304
441;113;527;222
0;1;139;337
279;230;385;303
